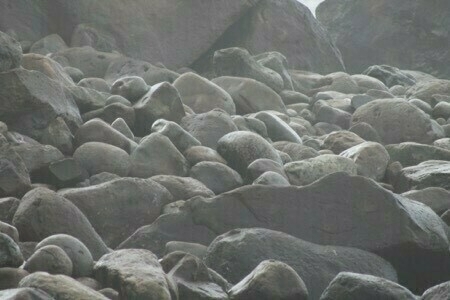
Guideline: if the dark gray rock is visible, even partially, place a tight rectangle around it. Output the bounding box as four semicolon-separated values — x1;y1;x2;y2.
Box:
184;146;227;166
253;111;302;143
0;233;23;268
129;133;189;178
0;31;22;72
0;145;31;198
386;142;450;167
151;119;201;153
213;76;287;115
36;234;94;278
82;103;135;129
403;187;450;216
111;76;149;103
229;259;308;300
21;54;74;87
151;175;214;201
363;65;416;88
421;281;450;300
24;245;73;276
12;188;109;260
181;109;238;150
0;288;52;300
190;162;243;195
253;171;290;186
322;131;365;154
273;141;319;162
30;33;67;55
59;178;172;248
396;160;450;192
94;249;177;300
216;131;282;176
133;82;185;136
319;272;416;300
40;117;74;155
0;269;29;290
205;228;396;300
255;51;294;91
46;158;88;189
78;78;110;93
246;158;287;182
349;122;382;143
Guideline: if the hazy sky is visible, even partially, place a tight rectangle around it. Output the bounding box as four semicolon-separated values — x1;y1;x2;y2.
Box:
297;0;324;16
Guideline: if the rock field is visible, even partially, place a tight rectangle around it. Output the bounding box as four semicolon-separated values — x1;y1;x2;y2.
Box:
0;0;450;299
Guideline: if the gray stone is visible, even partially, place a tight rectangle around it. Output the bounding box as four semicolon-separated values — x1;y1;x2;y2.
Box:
190;162;243;194
30;34;67;55
253;171;290;186
403;187;450;216
421;281;450;300
322;131;365;154
273;141;319;162
165;242;207;260
151;175;214;200
253;112;302;143
111;76;149;103
151;119;201;153
40;117;74;155
184;146;227;166
363;65;416;88
24;245;73;276
0;145;31;197
396;160;450;192
386;142;450;167
0;31;22;72
0;269;29;290
0;288;52;300
0;233;23;268
21;54;74;87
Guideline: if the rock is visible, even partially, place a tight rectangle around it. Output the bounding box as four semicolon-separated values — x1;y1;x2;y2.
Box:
212;76;287;115
88;172;120;186
129;133;189;178
184;146;227;166
285;154;357;186
46;158;88;189
216;131;282;176
94;249;177;300
434;138;450;151
403;188;450;216
24;245;73;276
273;142;319;162
362;65;417;88
407;79;450;106
82;103;135;129
189;172;450;292
111;76;148;103
98;288;119;300
195;0;344;74
111;118;134;140
314;102;352;130
40;117;74;155
253;111;302;143
0;268;29;290
65;66;84;83
229;260;308;300
190;162;243;194
205;228;396;300
36;234;94;278
29;33;67;55
311;72;360;95
280;90;310;105
66;85;108;114
319;272;416;300
60;178;172;248
165;242;208;260
352;99;439;144
74;119;137;154
349;122;382;143
0;233;23;268
255;51;294;91
73;142;130;177
386;142;450;167
174;72;236;115
133;82;185;136
246;158;287;182
76;277;102;291
421;281;450;300
78;78;110;93
396;160;450;192
151;175;214;200
0;31;22;72
0;288;52;300
317;0;450;78
166;253;228;300
322;131;365;154
0;145;31;197
351;74;389;93
433;101;450;120
151;119;201;153
213;47;284;93
19;272;109;300
21;54;75;87
12;188;109;260
0;221;19;242
253;171;290;186
181;109;238;149
0;69;81;140
340;141;390;181
118;212;216;258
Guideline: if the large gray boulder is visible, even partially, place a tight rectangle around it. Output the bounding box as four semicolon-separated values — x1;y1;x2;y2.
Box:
94;249;177;300
0;31;22;72
205;228;397;300
396;160;450;192
0;145;31;198
12;188;109;260
59;178;173;248
317;0;450;78
0;69;81;140
188;172;450;293
194;0;344;74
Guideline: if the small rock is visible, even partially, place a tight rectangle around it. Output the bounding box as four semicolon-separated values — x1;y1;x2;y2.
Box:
24;245;73;276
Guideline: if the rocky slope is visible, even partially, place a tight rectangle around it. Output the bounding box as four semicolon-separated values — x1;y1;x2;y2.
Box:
0;1;450;299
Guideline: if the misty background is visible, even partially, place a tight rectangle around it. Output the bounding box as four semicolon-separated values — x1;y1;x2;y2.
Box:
298;0;324;15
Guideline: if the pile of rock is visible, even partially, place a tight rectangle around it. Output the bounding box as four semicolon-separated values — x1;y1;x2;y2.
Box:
0;1;449;299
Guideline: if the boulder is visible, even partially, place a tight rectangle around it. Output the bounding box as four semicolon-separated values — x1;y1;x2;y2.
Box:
205;228;396;300
151;175;214;200
0;69;81;140
188;172;450;292
184;146;227;166
29;33;67;55
151;119;201;153
0;197;20;224
421;281;450;300
174;72;236;115
0;268;29;290
129;133;189;178
21;54;74;87
165;242;208;260
133;82;185;136
181;109;238;149
0;233;23;268
190;162;243;194
212;76;286;115
12;188;109;260
273;142;319;162
363;65;416;88
19;272;108;300
386;142;450;167
253;171;291;186
229;260;309;300
0;288;52;300
340;141;390;181
94;249;177;300
0;31;22;72
352;99;439;144
78;78;110;93
253;111;302;143
40;117;74;155
319;272;416;300
246;158;287;182
82;103;135;129
36;234;94;278
0;145;31;197
285;154;357;186
322;131;365;154
24;245;73;276
402;187;450;216
216;131;282;176
59;178;172;248
110;76;148;103
317;0;450;78
396;160;450;192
